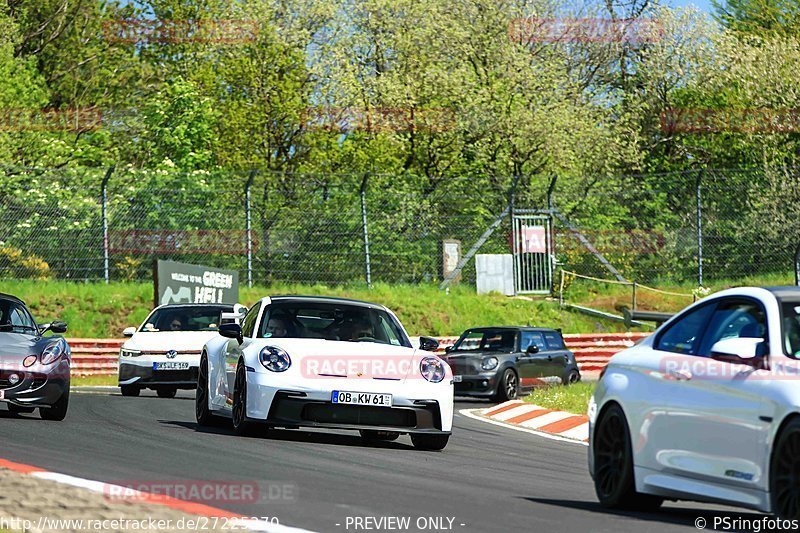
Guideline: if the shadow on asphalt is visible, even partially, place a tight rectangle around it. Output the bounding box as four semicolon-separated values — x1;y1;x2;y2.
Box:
522;497;766;527
159;419;417;450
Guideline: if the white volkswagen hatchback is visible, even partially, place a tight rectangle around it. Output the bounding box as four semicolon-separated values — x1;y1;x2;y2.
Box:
119;303;241;398
589;286;800;519
196;296;454;450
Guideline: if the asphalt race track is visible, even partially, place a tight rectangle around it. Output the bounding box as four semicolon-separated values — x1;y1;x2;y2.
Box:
0;391;767;532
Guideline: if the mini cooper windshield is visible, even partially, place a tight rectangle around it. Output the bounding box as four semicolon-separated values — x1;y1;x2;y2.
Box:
451;329;517;353
140;305;229;332
258;302;411;347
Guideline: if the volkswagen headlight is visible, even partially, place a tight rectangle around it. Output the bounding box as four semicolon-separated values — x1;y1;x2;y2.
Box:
120;348;141;358
420;356;446;383
41;338;68;365
260;346;291;372
481;356;499;371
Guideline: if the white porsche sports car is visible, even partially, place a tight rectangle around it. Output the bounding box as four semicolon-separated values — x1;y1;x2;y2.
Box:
196;296;453;450
589;286;800;519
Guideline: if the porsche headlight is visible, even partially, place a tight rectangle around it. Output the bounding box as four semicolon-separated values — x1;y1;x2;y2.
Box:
259;346;291;372
481;356;499;371
420;356;446;383
120;348;141;358
40;338;68;365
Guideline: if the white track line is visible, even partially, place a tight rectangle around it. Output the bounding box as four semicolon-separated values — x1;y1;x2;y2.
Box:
459;408;588;447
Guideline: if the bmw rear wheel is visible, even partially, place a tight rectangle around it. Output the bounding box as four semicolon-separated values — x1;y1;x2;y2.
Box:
771;418;800;519
593;403;662;510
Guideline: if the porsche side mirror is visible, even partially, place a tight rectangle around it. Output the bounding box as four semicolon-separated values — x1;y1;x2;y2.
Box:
526;344;540;354
710;337;767;366
122;326;136;337
419;336;439;352
219;323;243;344
40;320;68;335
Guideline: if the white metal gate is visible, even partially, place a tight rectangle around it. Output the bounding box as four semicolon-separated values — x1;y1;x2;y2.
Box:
512;212;553;294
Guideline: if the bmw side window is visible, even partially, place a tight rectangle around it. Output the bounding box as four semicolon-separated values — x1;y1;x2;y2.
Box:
655;303;716;355
241;302;261;338
696;300;767;358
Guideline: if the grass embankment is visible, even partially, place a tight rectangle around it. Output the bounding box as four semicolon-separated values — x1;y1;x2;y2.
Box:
2;280;630;338
523;382;596;415
3;272;794;339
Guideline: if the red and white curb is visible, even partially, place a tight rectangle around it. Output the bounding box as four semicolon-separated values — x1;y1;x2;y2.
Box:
0;458;315;533
460;400;589;445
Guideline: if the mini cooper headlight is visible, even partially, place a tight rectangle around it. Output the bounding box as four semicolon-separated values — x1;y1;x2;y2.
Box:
120;348;141;358
481;356;499;371
260;346;291;372
420;356;446;383
40;338;68;365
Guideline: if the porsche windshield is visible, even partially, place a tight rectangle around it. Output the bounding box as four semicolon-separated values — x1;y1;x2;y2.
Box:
140;306;229;332
452;329;517;352
258;302;411;347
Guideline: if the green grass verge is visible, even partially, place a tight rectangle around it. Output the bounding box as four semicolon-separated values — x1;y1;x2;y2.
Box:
2;272;793;339
523;381;595;415
0;280;633;338
71;375;117;387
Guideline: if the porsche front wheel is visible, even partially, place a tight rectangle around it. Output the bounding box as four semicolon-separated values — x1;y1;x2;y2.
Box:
232;362;261;437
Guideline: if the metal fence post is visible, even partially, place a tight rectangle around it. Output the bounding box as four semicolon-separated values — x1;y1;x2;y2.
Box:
696;173;704;287
101;166;114;284
245;170;257;288
360;174;372;288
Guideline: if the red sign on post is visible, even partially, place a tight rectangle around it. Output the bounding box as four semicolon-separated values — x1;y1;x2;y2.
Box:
520;226;547;253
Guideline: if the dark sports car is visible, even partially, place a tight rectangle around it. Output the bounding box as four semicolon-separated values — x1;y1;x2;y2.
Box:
443;326;580;402
0;293;70;420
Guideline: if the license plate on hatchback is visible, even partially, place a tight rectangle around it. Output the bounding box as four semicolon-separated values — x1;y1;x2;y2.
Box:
153;362;190;370
332;391;392;407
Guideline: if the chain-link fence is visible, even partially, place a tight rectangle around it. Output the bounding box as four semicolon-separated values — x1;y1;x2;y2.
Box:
1;165;798;288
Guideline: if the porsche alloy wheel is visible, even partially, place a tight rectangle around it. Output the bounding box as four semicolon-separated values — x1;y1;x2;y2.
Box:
196;355;220;427
232;362;260;436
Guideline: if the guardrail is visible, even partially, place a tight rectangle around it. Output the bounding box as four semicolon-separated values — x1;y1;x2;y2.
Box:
67;333;650;377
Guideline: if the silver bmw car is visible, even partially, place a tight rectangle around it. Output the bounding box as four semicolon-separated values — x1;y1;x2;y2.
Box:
0;293;70;420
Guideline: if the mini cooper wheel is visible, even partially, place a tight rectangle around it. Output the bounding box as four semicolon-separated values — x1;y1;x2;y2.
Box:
40;390;69;421
157;387;177;399
7;404;35;415
411;433;450;451
593;403;662;510
232;362;260;437
771;418;800;519
120;385;140;397
360;430;400;441
196;355;222;427
493;369;519;402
